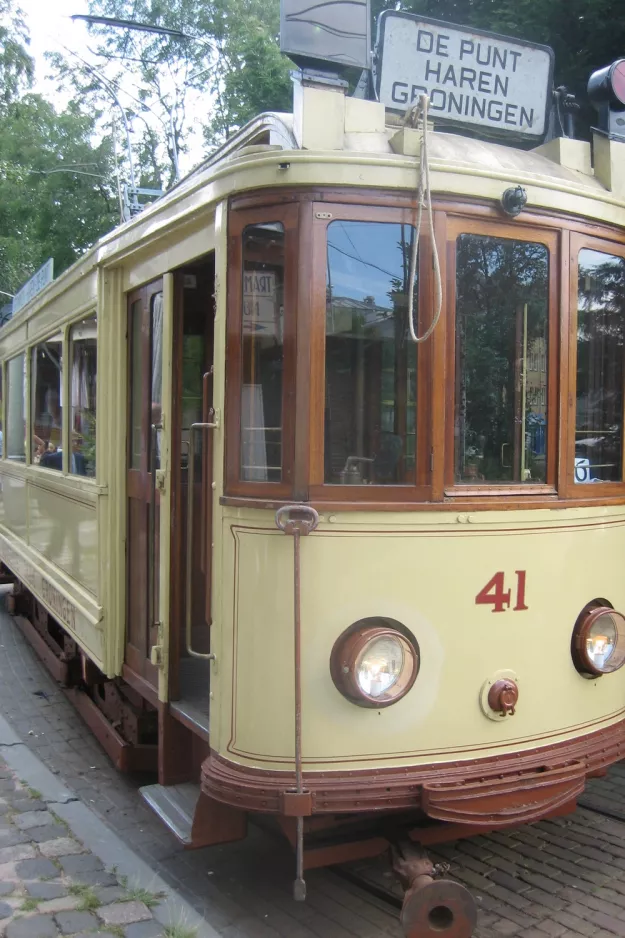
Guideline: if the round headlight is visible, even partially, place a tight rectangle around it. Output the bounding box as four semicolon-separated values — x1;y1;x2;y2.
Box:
572;603;625;675
330;622;419;707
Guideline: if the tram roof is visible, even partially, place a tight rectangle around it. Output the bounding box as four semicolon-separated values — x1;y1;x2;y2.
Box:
2;101;622;333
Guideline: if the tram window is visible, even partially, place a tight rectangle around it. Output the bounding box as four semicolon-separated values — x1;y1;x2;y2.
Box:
6;354;25;462
240;222;285;482
575;249;625;483
455;234;549;485
70;316;97;477
32;336;63;471
324;221;417;485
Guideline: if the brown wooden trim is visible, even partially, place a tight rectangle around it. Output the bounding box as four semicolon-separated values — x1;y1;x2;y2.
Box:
13;614;70;685
225;201;299;498
203;715;625;816
230;188;625;244
121;663;160;710
219;493;625;511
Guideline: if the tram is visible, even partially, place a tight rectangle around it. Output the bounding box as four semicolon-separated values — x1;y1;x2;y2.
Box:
2;11;625;935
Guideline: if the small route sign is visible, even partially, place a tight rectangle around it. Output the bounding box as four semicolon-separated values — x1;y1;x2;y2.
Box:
375;13;554;141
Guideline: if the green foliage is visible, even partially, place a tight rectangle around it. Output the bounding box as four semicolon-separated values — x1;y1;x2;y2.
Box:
0;0;33;111
0;93;118;294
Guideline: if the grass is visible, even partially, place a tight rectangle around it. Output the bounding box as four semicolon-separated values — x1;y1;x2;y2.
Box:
20;898;39;912
25;787;42;801
67;883;101;912
123;884;165;909
163;924;198;938
106;927;125;938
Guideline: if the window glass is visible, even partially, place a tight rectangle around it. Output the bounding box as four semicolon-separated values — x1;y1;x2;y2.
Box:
240;223;284;482
70;316;97;477
325;221;417;485
455;234;549;484
575;249;625;483
6;354;24;461
129;299;144;470
0;366;3;457
32;336;63;470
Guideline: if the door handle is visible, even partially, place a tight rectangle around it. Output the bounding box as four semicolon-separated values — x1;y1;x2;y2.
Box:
501;442;512;468
186;418;218;660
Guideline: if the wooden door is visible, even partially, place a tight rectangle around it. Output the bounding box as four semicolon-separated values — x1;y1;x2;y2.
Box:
126;280;164;686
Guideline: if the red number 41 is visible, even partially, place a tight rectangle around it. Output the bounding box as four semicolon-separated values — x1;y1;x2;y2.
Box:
475;571;528;613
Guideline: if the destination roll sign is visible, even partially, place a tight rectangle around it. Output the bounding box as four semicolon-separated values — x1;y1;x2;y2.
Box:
375;12;554;141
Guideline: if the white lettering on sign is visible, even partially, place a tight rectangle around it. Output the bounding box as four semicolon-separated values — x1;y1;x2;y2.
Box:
375;13;553;138
12;258;54;315
243;271;282;338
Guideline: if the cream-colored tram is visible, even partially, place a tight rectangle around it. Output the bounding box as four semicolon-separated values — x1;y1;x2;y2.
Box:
3;33;625;938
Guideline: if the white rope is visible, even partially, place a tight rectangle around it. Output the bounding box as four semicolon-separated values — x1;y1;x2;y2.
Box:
406;95;443;344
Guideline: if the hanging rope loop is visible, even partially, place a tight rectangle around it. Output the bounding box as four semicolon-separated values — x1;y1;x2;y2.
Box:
405;95;443;344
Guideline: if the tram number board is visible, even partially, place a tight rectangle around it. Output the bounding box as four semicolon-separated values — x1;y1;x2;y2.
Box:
375;12;554;140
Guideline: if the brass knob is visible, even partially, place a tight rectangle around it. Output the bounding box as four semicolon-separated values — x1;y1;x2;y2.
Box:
488;679;519;716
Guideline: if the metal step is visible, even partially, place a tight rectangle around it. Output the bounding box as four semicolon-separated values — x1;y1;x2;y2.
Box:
139;782;201;845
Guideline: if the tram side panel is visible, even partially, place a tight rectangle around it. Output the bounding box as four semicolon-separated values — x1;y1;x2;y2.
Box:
216;505;625;773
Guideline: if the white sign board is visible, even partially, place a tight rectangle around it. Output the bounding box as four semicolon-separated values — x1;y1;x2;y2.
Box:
375;13;554;140
243;271;281;337
12;258;54;315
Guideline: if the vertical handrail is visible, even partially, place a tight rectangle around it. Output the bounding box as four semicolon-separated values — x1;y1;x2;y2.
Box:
185;417;218;660
148;422;163;633
275;505;319;901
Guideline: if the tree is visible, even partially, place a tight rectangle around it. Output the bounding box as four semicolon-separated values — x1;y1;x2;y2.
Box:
0;0;33;111
0;94;118;294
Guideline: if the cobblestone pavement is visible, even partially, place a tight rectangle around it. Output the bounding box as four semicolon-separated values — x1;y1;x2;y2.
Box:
6;593;625;937
0;757;169;938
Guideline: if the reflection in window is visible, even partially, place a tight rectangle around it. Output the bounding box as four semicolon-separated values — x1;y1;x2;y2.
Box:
6;354;25;462
0;366;3;458
455;235;549;484
70;317;97;477
130;300;144;470
240;223;284;482
325;221;417;485
32;337;63;471
575;249;625;483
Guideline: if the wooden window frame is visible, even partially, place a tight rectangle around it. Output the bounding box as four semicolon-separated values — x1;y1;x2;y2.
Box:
308;201;436;504
565;233;625;497
225;202;299;498
443;216;560;498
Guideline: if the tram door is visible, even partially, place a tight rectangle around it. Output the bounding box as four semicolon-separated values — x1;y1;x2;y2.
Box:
126;279;164;687
168;257;215;739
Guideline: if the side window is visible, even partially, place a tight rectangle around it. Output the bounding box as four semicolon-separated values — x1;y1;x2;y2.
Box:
324;220;418;485
574;249;625;484
70;316;97;477
6;354;26;462
0;366;3;458
455;234;549;485
240;222;285;482
32;335;63;471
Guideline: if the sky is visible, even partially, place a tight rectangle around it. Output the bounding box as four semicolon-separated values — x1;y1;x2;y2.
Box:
17;0;206;175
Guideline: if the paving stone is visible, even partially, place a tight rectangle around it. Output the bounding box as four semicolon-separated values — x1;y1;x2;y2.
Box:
0;843;36;864
0;830;29;848
38;897;80;915
72;869;118;887
99;901;152;926
39;837;84;858
0;882;14;897
15;858;59;879
54;910;99;934
124;921;165;938
5;914;58;938
94;886;126;904
0;902;12;920
24;882;68;900
13;811;55;831
57;853;103;874
28;825;68;844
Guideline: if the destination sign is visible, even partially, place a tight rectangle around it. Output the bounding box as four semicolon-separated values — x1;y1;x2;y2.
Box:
12;258;54;315
375;13;554;140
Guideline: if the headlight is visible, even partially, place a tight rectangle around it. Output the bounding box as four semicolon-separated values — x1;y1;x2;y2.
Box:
330;621;419;707
572;603;625;675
